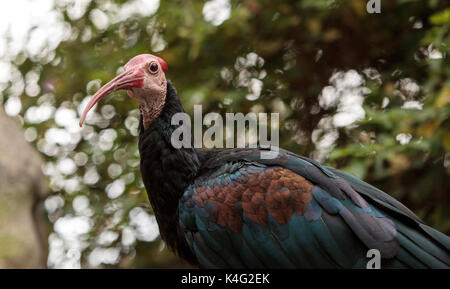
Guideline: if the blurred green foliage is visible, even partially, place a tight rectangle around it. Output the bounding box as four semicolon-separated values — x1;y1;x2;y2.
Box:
2;0;449;268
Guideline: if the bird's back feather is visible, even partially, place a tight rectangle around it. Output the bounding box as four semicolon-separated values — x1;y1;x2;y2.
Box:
179;148;450;268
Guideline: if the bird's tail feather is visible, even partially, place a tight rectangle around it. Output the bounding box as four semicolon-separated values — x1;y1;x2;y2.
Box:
393;220;450;268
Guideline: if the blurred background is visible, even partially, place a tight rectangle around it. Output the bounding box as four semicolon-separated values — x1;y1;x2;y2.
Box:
0;0;449;268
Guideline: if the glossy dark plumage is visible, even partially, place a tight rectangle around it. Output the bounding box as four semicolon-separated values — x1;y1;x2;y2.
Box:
139;81;450;268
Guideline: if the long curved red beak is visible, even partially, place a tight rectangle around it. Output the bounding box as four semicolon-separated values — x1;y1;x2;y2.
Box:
79;68;145;127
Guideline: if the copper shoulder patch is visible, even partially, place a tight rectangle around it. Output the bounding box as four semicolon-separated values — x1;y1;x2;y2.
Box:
190;166;313;232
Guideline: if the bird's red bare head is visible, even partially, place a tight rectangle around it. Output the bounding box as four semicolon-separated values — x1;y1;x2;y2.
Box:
79;54;168;127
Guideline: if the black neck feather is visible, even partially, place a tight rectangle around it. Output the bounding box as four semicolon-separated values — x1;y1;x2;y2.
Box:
138;81;200;264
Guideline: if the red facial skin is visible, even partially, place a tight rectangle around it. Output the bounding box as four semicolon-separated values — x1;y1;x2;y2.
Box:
79;54;168;127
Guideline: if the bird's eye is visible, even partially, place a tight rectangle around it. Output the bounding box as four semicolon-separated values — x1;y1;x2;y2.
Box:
148;62;159;73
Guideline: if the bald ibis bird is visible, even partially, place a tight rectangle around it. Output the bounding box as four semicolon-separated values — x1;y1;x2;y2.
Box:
79;54;450;268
